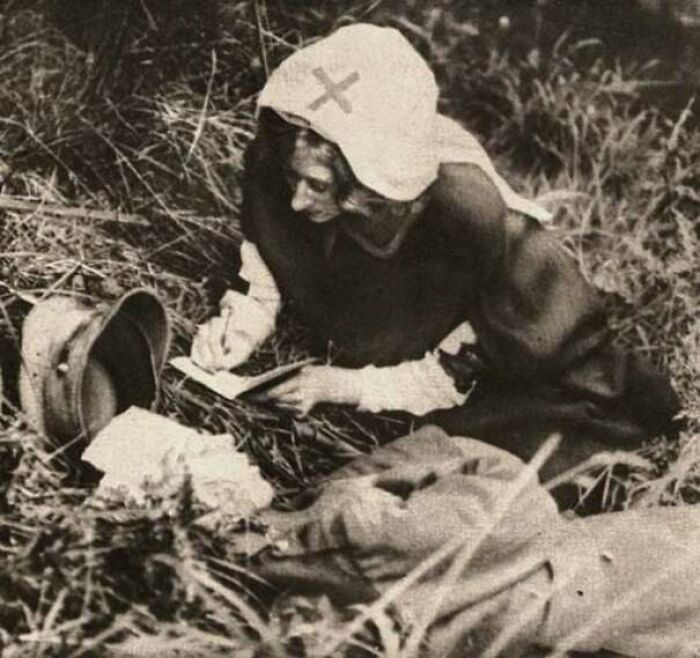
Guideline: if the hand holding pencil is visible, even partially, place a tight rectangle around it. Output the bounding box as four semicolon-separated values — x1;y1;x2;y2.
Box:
190;306;256;372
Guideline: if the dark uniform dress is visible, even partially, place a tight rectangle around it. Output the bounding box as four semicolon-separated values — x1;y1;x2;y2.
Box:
240;133;679;478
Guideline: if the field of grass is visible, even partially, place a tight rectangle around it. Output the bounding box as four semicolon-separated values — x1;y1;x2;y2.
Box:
0;1;698;656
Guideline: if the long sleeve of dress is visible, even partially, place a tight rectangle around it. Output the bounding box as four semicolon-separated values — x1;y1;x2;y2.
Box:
435;163;607;384
433;164;679;444
218;240;281;352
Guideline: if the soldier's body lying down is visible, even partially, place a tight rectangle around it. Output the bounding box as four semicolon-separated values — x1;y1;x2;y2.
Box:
234;426;700;658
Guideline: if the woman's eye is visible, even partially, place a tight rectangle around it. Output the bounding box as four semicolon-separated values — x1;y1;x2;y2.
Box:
308;181;329;194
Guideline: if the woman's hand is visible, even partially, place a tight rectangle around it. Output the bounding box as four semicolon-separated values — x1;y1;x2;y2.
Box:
190;310;255;372
265;365;361;417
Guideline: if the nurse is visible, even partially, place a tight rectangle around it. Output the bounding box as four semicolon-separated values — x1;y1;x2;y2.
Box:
191;24;678;476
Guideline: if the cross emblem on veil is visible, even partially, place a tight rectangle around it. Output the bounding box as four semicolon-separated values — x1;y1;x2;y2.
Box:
308;67;360;114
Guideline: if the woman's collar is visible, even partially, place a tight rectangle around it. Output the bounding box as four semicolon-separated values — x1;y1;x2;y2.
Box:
336;195;430;259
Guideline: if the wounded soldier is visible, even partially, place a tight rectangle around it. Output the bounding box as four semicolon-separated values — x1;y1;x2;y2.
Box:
191;23;678;478
240;425;700;658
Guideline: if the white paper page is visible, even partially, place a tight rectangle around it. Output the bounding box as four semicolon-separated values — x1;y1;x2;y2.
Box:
169;356;314;400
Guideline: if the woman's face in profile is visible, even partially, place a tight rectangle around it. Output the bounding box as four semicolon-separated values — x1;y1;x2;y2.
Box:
284;135;342;224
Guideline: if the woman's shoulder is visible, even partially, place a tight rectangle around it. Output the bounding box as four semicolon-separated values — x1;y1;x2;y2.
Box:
433;162;507;220
429;162;507;259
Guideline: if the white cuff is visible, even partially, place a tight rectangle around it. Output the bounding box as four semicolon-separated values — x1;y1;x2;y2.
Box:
219;290;276;345
218;241;281;350
352;322;477;416
238;240;281;305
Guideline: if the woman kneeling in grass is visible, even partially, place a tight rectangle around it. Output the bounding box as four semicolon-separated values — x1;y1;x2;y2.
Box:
192;23;678;477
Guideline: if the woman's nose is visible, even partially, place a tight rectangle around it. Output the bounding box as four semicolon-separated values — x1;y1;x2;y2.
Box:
291;182;313;213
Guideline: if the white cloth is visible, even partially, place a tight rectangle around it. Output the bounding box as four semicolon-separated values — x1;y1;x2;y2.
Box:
435;115;552;223
217;240;281;355
257;23;551;222
352;323;477;415
234;241;474;416
258;24;437;202
82;407;274;519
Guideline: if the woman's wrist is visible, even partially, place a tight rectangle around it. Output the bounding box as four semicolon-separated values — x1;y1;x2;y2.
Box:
322;365;363;406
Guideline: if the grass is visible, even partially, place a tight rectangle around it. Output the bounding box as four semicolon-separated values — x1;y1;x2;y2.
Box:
0;1;699;655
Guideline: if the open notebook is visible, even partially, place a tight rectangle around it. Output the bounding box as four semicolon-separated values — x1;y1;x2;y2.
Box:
169;356;315;401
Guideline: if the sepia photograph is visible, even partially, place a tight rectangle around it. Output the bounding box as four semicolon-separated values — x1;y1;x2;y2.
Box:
0;1;698;655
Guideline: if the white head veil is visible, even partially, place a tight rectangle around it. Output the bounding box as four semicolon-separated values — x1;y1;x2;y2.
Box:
258;23;551;222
